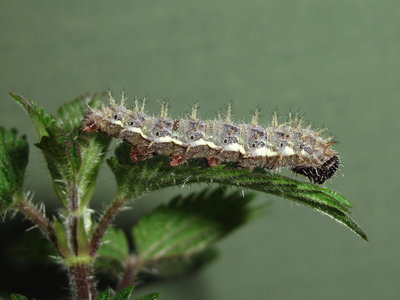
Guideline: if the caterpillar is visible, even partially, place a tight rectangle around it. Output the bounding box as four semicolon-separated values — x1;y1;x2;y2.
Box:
82;93;340;184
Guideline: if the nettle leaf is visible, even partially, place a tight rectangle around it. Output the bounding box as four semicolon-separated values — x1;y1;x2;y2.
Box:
53;94;111;207
136;293;160;300
28;93;111;206
114;286;134;300
35;132;80;203
75;132;111;207
98;227;130;261
143;247;218;278
53;216;71;257
108;143;367;241
96;289;112;300
0;128;29;212
9;93;56;138
96;227;130;278
133;188;261;272
10;295;28;300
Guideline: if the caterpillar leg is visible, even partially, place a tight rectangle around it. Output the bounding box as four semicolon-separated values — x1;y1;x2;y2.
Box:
207;157;221;167
170;153;187;166
130;145;153;162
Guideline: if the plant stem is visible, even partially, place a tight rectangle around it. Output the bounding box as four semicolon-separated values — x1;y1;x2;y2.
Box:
69;263;96;300
66;184;97;299
17;197;63;257
89;195;127;257
69;185;79;255
117;258;141;291
71;216;79;255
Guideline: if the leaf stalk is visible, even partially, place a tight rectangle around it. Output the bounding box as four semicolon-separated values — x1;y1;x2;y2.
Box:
89;195;128;257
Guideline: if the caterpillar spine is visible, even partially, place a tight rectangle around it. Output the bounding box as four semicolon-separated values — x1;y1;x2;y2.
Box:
82;93;340;184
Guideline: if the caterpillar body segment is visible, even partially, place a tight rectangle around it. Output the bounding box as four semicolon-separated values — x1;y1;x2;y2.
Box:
82;94;339;184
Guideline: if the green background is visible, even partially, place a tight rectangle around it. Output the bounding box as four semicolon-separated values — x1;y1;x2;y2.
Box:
0;0;399;299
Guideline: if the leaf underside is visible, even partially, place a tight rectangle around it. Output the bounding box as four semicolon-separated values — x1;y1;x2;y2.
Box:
132;187;260;276
0;128;29;212
98;227;130;261
96;227;130;277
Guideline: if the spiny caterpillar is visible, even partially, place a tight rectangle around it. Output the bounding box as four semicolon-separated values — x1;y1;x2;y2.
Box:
82;93;340;184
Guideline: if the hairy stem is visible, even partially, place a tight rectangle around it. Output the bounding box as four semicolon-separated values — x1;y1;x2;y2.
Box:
117;258;141;291
89;195;127;257
69;263;96;300
17;198;63;257
69;185;79;255
65;184;97;299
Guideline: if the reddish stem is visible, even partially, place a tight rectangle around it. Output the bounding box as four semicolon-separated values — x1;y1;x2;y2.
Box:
69;263;96;300
89;196;126;257
117;259;140;291
18;200;63;257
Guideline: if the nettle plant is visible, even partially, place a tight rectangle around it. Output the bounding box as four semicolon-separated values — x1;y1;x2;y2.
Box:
0;93;367;300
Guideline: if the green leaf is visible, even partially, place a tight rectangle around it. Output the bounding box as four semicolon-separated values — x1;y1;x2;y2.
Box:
98;227;130;261
75;132;111;208
96;289;112;300
136;293;160;300
9;93;56;138
33;93;111;207
133;188;260;269
53;216;71;257
55;93;111;207
96;227;130;278
9;92;110;208
77;216;90;255
144;247;218;278
108;143;367;241
10;295;28;300
114;286;135;300
35;131;80;204
0;128;29;212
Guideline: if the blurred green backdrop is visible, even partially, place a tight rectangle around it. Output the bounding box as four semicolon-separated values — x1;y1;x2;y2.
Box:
0;0;399;299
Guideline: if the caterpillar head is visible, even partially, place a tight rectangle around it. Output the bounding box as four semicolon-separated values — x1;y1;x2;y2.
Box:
82;109;103;132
